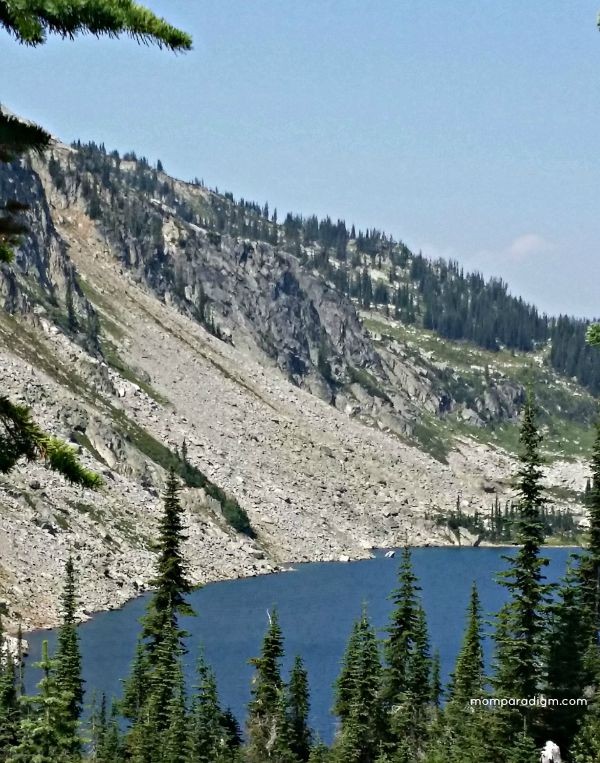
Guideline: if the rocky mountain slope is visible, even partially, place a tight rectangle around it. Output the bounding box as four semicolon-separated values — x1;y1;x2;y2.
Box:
0;140;593;630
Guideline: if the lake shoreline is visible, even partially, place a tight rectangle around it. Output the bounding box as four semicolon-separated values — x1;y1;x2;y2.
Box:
22;540;583;639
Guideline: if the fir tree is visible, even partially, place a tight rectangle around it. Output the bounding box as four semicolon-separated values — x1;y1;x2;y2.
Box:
332;610;385;763
430;650;442;711
545;562;589;755
55;558;84;729
579;421;600;642
9;640;78;763
308;740;331;762
0;617;20;759
120;638;150;723
384;546;421;706
220;708;243;755
141;468;194;656
270;689;301;763
0;396;102;487
492;389;550;745
187;651;223;763
447;583;485;708
288;655;312;761
247;609;285;762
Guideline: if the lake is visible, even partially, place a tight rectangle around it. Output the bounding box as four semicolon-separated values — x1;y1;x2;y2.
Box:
25;546;576;743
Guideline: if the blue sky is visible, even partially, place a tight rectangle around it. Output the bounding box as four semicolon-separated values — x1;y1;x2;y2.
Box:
3;0;600;318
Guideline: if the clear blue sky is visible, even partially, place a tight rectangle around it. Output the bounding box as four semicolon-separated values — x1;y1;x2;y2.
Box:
3;1;600;318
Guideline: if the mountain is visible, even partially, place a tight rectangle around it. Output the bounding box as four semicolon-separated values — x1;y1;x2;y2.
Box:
0;137;594;630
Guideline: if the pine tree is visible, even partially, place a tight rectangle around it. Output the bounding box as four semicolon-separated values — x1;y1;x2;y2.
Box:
9;640;78;763
0;617;20;759
447;583;485;708
579;421;600;642
308;740;331;762
332;610;385;763
545;563;589;755
141;468;194;656
160;672;188;763
120;637;150;723
220;708;243;756
570;422;600;763
0;1;191;51
187;651;223;763
492;389;550;745
55;558;84;732
384;546;421;706
288;655;312;761
270;690;301;763
247;610;285;762
430;650;442;712
430;582;490;763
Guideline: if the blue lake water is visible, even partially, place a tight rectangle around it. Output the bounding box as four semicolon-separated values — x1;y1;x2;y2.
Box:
25;546;575;743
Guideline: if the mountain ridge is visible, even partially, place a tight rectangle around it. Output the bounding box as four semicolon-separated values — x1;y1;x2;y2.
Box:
0;135;594;630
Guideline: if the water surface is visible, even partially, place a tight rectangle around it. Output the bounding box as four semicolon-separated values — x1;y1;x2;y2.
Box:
26;546;575;742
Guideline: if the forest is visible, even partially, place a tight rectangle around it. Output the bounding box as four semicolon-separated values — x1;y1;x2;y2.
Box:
1;393;600;763
41;139;600;397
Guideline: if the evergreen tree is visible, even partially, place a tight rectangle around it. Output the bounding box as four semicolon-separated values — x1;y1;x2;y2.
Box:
492;389;550;745
447;583;485;708
220;708;243;756
160;672;188;763
141;468;194;656
579;421;600;642
430;650;442;712
246;609;285;761
0;617;20;760
383;547;420;706
270;689;301;763
308;740;331;762
332;610;385;763
187;651;223;763
55;558;84;731
9;640;78;763
288;655;312;761
545;562;589;755
120;638;150;723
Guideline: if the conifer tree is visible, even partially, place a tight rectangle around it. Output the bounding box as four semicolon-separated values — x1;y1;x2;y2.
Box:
55;558;84;731
220;708;243;758
270;689;301;763
384;547;421;706
447;583;485;708
126;612;186;762
332;610;385;763
570;422;600;763
187;651;223;763
120;637;150;723
0;617;20;759
88;693;107;761
492;389;550;745
160;673;188;763
579;421;600;642
247;609;285;762
307;740;331;762
430;650;442;712
545;563;589;755
0;396;102;487
429;582;489;763
288;655;312;762
9;640;78;763
141;469;194;656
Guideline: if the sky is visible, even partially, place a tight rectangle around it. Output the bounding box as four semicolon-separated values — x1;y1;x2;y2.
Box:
2;0;600;318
